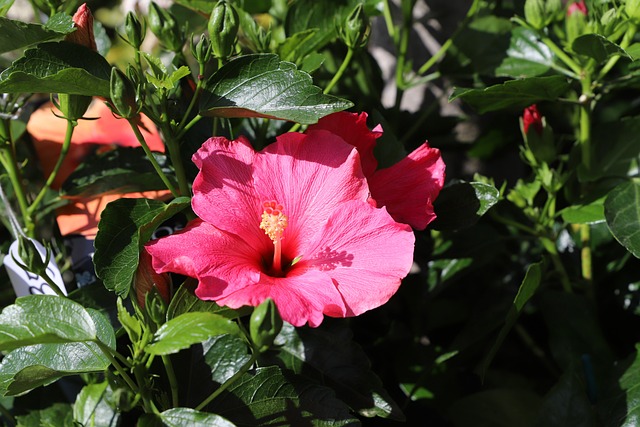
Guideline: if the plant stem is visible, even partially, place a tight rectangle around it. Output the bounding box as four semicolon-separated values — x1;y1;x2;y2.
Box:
598;23;637;80
127;119;179;197
325;47;355;95
578;76;594;291
162;355;180;408
393;19;410;110
0;400;15;427
28;119;76;218
95;342;140;397
383;0;396;41
161;126;191;197
540;36;582;76
0;144;33;236
195;351;258;411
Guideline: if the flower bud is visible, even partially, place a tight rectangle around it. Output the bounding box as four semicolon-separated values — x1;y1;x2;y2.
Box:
148;2;184;52
124;12;145;49
208;0;239;59
190;34;212;65
65;3;97;51
523;105;543;135
520;105;556;164
250;298;283;353
567;0;588;17
134;249;170;309
16;235;50;278
566;0;588;44
56;93;92;121
339;3;370;49
109;67;139;119
627;0;640;22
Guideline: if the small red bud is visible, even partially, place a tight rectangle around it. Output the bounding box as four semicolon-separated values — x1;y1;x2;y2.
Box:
523;105;544;136
567;0;587;17
66;3;97;51
135;249;170;308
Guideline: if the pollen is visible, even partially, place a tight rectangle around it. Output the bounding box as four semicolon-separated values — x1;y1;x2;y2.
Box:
260;200;288;242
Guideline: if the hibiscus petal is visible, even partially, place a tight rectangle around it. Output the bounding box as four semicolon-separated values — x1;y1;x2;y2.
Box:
146;218;346;327
191;136;268;251
214;270;346;327
307;111;380;176
146;218;262;292
253;130;370;258
368;142;445;230
298;200;415;317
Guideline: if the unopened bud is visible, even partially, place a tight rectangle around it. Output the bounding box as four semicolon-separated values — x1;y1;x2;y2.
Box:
134;249;170;309
520;105;556;164
56;93;92;121
124;12;145;49
566;0;588;44
65;3;97;51
148;2;183;52
190;34;212;65
567;0;588;17
16;235;50;277
339;3;370;49
109;67;139;119
250;298;283;353
208;0;239;59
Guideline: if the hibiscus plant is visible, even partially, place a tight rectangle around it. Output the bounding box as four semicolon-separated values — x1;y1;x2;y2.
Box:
1;0;640;426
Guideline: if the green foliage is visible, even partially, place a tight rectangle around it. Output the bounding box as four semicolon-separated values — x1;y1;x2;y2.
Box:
199;54;353;123
605;180;640;258
94;198;190;297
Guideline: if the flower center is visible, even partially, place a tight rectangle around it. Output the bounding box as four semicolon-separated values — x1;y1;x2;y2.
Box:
259;200;288;273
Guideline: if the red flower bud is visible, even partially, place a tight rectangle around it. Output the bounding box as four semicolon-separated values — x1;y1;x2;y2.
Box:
567;0;587;17
66;3;97;51
523;105;544;135
134;249;170;308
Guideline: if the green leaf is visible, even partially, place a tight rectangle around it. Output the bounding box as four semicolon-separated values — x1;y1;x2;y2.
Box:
94;197;190;297
202;334;251;385
450;76;569;114
530;364;598;427
277;29;319;65
0;341;112;396
145;312;241;355
584;117;640;181
167;282;251;321
572;34;630;64
262;323;403;420
431;181;500;231
62;147;176;197
73;381;120;427
447;389;542;427
0;14;72;53
479;261;543;377
210;366;359;426
0;0;15;17
539;291;614;371
0;41;111;96
614;345;640;426
160;408;236;427
495;27;554;78
560;198;606;224
0;295;96;351
605;180;640;258
16;403;74;427
199;54;353;124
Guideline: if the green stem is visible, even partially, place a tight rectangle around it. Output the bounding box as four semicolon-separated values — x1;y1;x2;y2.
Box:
324;47;355;95
598;23;637;81
581;223;593;294
195;351;258;411
162;355;180;408
176;114;203;140
393;20;410;110
28;119;76;218
95;342;140;397
0;146;33;236
543;238;573;293
178;74;205;134
128;120;180;197
383;0;396;41
161;127;191;197
0;400;15;427
579;76;592;172
540;36;582;76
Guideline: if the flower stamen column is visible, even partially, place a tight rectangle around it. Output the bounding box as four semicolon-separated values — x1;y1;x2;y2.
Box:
259;201;288;274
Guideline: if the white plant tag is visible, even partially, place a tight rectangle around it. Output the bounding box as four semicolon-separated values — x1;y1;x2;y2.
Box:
3;239;67;297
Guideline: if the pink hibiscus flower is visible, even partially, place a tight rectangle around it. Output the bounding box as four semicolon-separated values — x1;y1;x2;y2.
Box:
307;112;445;230
146;130;415;327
